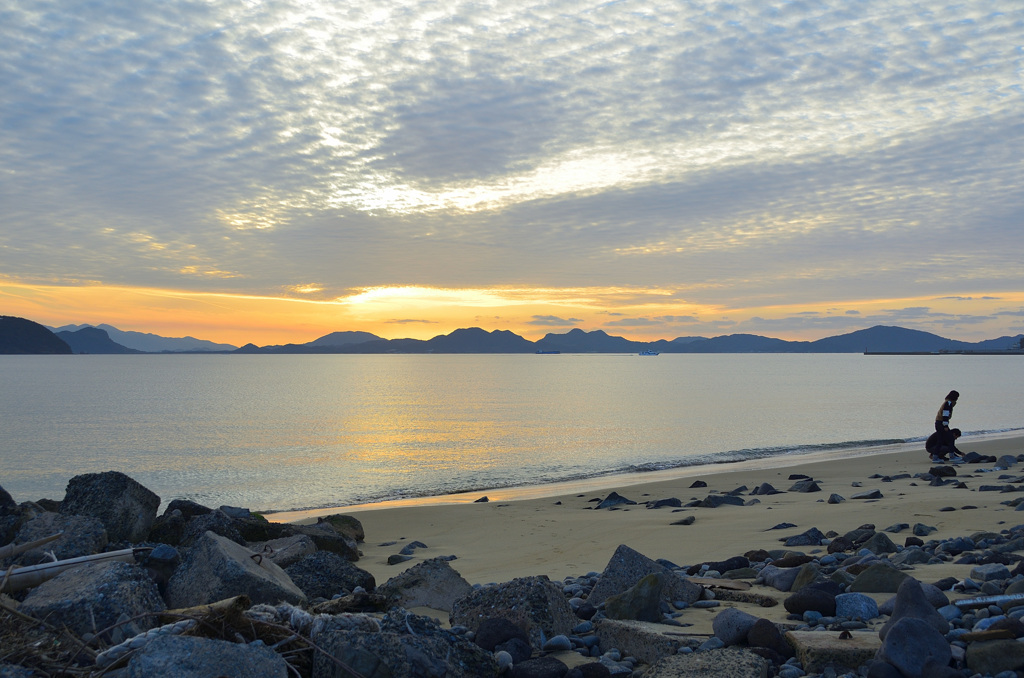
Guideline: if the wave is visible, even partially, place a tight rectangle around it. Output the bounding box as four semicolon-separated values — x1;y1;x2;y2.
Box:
263;426;1024;514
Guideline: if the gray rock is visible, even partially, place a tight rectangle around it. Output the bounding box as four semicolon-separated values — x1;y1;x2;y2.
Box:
783;527;826;547
876;617;952;678
247;534;317;569
287;521;361;561
747;618;794;658
756;564;801;592
20;561;164;643
970;562;1011;582
835;592;879;621
849;563;909;593
166;530;306;608
997;455;1018;468
878;578;949;640
313;629;498;678
511;655;569;678
890;547;931;566
597;492;636;509
827;493;845;504
966;638;1024;676
851;489;883;500
604;572;668;622
912;523;937;537
861;532;898;555
127;634;288;678
587;544;702;606
181;510;246;547
376;556;473;612
9;511;107;565
643;647;770;678
784;586;836;616
59;471;160;543
284;550;375;599
543;634;573;652
450;575;576;650
711;607;759;646
789;480;821;493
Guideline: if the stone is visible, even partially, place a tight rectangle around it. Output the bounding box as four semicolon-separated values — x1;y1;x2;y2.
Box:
166;530;306;608
877;617;952;678
126;634;288;678
181;511;246;547
785;630;880;674
784;587;836;616
594;619;702;665
450;575;576;650
604;572;668;622
755;564;801;592
587;544;702;606
699;494;745;508
750;483;783;495
861;532;898;555
376;556;473;613
20;561;164;643
473;617;531;651
851;489;883;500
789;480;821;493
284;551;376;600
971;562;1011;582
59;471;160;543
849;563;909;593
647;498;683;509
313;629;498;678
912;523;937;536
597;492;636;509
288;521;361;561
511;656;569;678
643;648;770;678
835;592;878;621
790;562;820;591
827;493;845;504
966;638;1024;675
9;511;107;565
247;534;317;569
712;607;759;646
783;527;825;547
315;514;365;542
746;618;793;658
878;578;949;640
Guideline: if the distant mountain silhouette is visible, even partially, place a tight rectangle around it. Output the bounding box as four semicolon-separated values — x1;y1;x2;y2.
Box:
55;327;141;354
0;316;72;354
307;331;382;348
51;323;237;352
534;328;643;353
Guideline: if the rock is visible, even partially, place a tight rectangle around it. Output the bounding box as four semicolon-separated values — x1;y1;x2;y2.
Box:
126;634;288;678
604;572;668;622
388;554;414;565
594;619;702;665
647;498;683;509
284;551;376;600
473;617;531;651
878;582;948;614
166;530;306;608
587;544;702;606
314;628;498;678
998;455;1018;468
789;480;821;493
699;494;744;508
399;540;428;556
747;618;793;658
597;492;636;509
689;480;707;488
451;575;576;650
712;607;759;646
827;535;856;553
139;544;181;594
643;648;770;678
671;516;696;526
181;510;246;547
376;556;473;612
790;562;820;591
688;556;749;576
835;592;879;621
755;564;802;592
783;527;826;547
970;562;1011;581
315;514;365;542
247;534;317;569
876;617;952;678
861;532;898;555
785;630;880;674
9;511;107;565
849;563;909;593
750;483;783;495
511;656;569;678
288;521;361;561
827;493;845;504
878;578;949;640
912;523;937;537
59;471;160;543
571;664;612;678
966;638;1024;675
851;489;883;500
20;561;164;643
784;586;836;616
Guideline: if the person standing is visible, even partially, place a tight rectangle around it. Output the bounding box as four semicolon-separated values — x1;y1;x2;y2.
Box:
934;389;959;458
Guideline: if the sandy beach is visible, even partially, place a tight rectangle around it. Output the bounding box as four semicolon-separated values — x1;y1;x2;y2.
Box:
270;433;1024;602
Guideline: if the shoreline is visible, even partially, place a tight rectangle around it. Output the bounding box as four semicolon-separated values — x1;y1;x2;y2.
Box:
265;428;1022;522
268;431;1024;598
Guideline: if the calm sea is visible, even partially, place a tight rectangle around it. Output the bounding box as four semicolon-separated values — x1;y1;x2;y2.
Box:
1;353;1022;513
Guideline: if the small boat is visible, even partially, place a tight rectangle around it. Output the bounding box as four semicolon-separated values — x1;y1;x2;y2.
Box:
535;350;560;354
638;350;659;356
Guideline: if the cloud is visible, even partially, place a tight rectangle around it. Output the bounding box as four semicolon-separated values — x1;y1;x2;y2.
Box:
527;315;582;326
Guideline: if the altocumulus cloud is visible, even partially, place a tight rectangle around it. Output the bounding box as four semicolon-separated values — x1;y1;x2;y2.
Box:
0;0;1022;317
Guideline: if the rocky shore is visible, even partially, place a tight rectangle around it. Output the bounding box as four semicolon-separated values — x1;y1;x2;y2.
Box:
3;436;1024;677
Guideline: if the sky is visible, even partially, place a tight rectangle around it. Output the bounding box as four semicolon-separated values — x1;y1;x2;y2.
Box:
2;0;1023;347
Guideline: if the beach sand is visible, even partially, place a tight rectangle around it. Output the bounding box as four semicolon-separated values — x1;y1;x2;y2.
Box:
270;433;1024;632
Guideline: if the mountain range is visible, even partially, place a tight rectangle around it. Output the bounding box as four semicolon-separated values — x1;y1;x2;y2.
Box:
4;315;1020;355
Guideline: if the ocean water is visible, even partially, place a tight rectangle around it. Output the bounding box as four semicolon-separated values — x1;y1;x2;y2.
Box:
1;353;1022;513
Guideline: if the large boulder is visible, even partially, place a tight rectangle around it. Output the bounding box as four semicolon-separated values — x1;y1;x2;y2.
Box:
878;578;949;640
126;634;289;678
59;471;159;543
876;617;952;678
376;556;473;613
588;544;702;606
712;608;760;646
8;512;107;565
284;551;375;600
604;572;668;622
643;648;769;678
20;561;165;643
166;531;306;608
248;534;318;569
450;576;576;651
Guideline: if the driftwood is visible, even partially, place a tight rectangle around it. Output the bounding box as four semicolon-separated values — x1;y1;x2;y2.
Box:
955;592;1024;610
0;532;63;561
0;548;140;593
